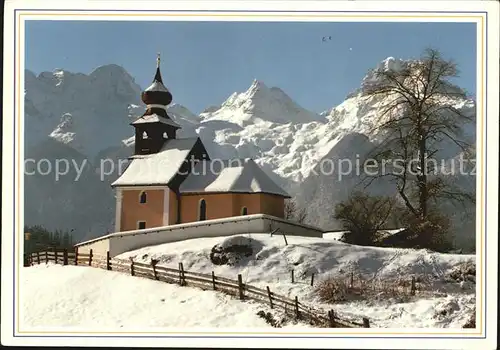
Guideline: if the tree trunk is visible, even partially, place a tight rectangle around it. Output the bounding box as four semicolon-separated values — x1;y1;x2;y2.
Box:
418;130;428;219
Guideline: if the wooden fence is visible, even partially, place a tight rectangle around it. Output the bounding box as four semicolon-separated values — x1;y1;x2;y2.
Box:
26;249;369;328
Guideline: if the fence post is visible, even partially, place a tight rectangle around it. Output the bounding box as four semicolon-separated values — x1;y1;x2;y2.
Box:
54;249;59;264
363;317;370;328
151;259;158;280
310;273;315;286
74;248;78;265
36;251;40;264
350;272;354;289
106;251;111;270
291;269;294;283
266;286;273;309
211;271;216;290
410;276;416;296
130;257;135;276
282;233;288;246
328;310;335;327
294;296;300;319
63;249;68;265
45;251;48;264
88;249;93;266
238;274;244;300
179;262;185;286
270;228;279;237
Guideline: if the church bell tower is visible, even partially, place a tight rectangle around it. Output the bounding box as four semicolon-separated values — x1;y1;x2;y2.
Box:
132;54;181;155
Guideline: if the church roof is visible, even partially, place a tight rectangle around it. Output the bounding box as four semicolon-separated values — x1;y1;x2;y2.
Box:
111;137;201;187
144;80;171;93
179;158;291;197
131;113;181;128
141;54;173;106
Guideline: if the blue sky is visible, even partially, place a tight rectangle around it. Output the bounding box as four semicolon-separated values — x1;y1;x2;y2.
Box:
25;21;476;114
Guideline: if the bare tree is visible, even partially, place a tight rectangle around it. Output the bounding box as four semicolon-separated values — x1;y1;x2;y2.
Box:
359;48;475;245
284;198;307;224
334;192;400;245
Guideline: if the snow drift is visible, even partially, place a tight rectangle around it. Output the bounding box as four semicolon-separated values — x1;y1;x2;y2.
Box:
115;234;476;328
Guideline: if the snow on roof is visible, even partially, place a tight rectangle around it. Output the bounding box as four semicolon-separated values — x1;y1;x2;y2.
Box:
111;137;199;187
122;136;135;147
131;113;181;128
323;231;348;240
144;81;170;93
323;228;407;242
375;228;408;240
179;158;290;197
383;228;407;235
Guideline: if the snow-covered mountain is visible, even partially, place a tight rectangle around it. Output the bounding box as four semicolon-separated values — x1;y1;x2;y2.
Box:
24;57;476;248
25;65;143;157
199;79;325;125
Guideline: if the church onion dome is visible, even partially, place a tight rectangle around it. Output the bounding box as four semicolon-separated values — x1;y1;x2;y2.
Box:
131;113;181;128
141;54;173;106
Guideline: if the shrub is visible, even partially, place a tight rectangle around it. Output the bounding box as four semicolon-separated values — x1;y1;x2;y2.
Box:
448;261;476;283
315;272;418;304
462;308;476;328
284;198;307;223
334;192;401;246
399;209;454;252
256;310;283;328
316;279;351;303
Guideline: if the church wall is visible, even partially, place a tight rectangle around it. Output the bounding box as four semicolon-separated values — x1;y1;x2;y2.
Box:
232;193;263;216
180;193;234;223
76;214;325;258
259;193;285;218
121;189;165;231
232;193;284;218
179;192;285;223
169;190;178;225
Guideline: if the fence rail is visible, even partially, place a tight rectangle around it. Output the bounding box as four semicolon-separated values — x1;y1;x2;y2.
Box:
26;249;368;328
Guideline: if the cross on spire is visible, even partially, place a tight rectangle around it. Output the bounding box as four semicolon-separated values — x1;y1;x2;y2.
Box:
153;52;163;83
142;52;172;105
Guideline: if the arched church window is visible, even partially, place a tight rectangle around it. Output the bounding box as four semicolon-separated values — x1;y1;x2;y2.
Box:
241;207;248;215
163;132;168;139
142;131;148;139
198;199;207;221
139;191;147;204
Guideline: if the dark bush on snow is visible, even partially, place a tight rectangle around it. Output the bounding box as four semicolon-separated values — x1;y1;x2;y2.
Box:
462;307;476;328
209;236;257;266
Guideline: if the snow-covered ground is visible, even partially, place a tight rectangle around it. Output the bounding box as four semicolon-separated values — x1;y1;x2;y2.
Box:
22;235;476;329
114;234;476;328
21;263;310;330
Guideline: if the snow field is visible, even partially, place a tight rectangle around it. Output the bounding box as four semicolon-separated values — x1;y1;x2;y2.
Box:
21;263;310;330
115;234;476;328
